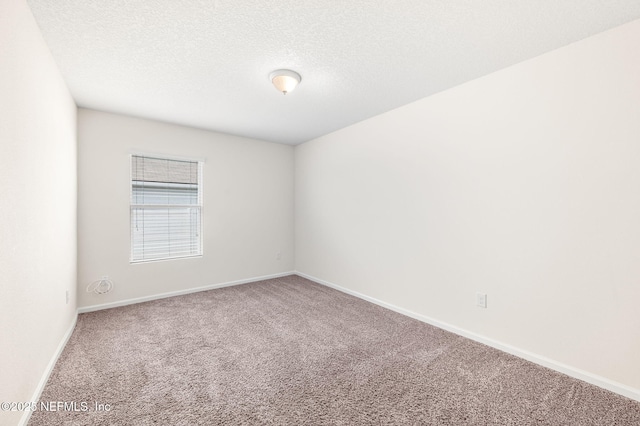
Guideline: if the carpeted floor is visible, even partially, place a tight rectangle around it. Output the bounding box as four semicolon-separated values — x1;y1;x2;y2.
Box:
29;275;640;425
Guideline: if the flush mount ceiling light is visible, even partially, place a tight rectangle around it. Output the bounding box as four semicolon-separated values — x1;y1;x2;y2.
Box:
269;69;301;95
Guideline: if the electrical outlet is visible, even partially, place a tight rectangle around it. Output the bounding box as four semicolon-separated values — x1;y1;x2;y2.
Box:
476;293;487;308
65;290;70;305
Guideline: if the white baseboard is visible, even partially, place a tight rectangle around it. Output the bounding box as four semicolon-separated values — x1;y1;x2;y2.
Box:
294;271;640;403
78;271;296;313
19;313;78;426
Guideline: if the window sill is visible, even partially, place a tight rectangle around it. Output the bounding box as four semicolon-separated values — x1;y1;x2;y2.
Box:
130;254;203;264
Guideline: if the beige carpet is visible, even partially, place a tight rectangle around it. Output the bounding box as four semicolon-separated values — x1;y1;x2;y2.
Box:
29;275;640;425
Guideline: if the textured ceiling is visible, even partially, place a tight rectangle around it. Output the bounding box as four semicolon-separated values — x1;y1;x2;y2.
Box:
27;1;640;145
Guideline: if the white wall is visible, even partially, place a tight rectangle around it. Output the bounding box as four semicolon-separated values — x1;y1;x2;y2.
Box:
295;19;640;393
0;1;78;424
77;109;294;308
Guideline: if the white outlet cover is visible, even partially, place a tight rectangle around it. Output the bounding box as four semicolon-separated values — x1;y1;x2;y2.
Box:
476;293;487;308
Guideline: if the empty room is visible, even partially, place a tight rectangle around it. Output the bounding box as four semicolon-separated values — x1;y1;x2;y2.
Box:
2;0;640;424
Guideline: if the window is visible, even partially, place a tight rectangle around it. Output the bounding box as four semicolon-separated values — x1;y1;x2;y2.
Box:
130;155;202;262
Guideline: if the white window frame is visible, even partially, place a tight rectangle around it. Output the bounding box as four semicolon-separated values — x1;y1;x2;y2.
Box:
129;153;204;263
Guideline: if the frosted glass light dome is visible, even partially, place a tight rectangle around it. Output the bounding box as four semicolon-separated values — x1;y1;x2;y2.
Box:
269;69;301;95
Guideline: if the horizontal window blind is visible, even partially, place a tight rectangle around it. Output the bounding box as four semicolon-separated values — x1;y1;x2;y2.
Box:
131;155;202;262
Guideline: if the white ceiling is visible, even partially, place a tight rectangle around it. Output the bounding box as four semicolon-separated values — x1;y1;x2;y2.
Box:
27;1;640;145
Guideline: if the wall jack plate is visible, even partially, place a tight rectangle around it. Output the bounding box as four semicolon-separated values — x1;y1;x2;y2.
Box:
476;293;487;308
